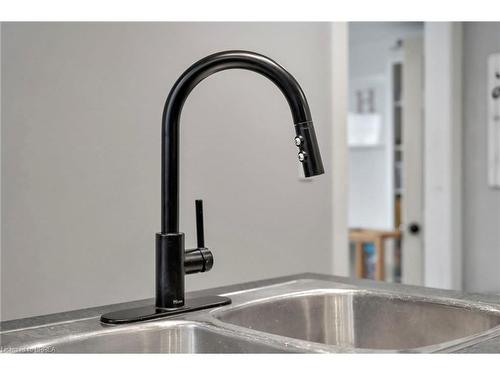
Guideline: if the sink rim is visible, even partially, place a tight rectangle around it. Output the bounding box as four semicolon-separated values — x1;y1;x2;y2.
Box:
216;287;500;316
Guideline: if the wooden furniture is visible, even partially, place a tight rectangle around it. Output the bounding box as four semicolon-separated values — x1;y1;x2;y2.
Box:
349;228;401;281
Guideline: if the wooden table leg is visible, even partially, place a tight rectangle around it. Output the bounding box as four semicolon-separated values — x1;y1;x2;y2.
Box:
375;237;385;281
355;241;364;279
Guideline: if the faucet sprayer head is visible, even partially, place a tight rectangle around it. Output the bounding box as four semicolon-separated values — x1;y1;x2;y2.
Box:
294;121;324;177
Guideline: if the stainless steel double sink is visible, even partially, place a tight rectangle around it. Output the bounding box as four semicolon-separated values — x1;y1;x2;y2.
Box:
2;275;500;353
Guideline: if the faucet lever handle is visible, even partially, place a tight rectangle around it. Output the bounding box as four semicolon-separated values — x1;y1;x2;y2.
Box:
195;199;205;248
184;199;213;275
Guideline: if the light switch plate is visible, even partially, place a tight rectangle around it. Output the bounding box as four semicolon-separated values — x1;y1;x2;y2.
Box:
487;53;500;188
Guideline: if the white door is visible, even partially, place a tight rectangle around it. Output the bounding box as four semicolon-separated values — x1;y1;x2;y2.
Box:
401;37;424;285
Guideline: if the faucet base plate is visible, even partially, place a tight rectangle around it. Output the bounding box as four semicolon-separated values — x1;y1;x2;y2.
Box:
100;295;231;324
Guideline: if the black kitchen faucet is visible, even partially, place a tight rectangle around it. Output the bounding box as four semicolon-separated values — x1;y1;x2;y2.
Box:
101;51;324;324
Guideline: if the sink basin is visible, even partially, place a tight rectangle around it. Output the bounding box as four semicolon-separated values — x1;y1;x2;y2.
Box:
10;321;292;353
214;289;500;351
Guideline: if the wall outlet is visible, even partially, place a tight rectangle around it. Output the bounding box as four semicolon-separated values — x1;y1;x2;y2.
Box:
487;53;500;188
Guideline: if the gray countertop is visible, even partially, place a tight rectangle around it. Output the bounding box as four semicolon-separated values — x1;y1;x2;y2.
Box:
2;273;500;353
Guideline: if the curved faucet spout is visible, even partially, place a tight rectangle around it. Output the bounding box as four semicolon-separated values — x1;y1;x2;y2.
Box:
161;50;325;234
101;51;327;317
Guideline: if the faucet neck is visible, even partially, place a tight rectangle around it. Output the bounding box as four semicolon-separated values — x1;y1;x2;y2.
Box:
161;50;318;233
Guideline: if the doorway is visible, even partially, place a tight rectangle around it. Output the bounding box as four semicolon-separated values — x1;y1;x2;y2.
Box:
347;22;425;285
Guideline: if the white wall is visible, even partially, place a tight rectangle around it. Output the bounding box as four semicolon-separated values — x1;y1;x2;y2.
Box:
1;22;334;321
462;22;500;293
330;23;349;276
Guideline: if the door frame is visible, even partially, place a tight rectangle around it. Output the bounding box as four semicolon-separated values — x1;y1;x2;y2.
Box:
331;22;350;276
423;22;464;290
